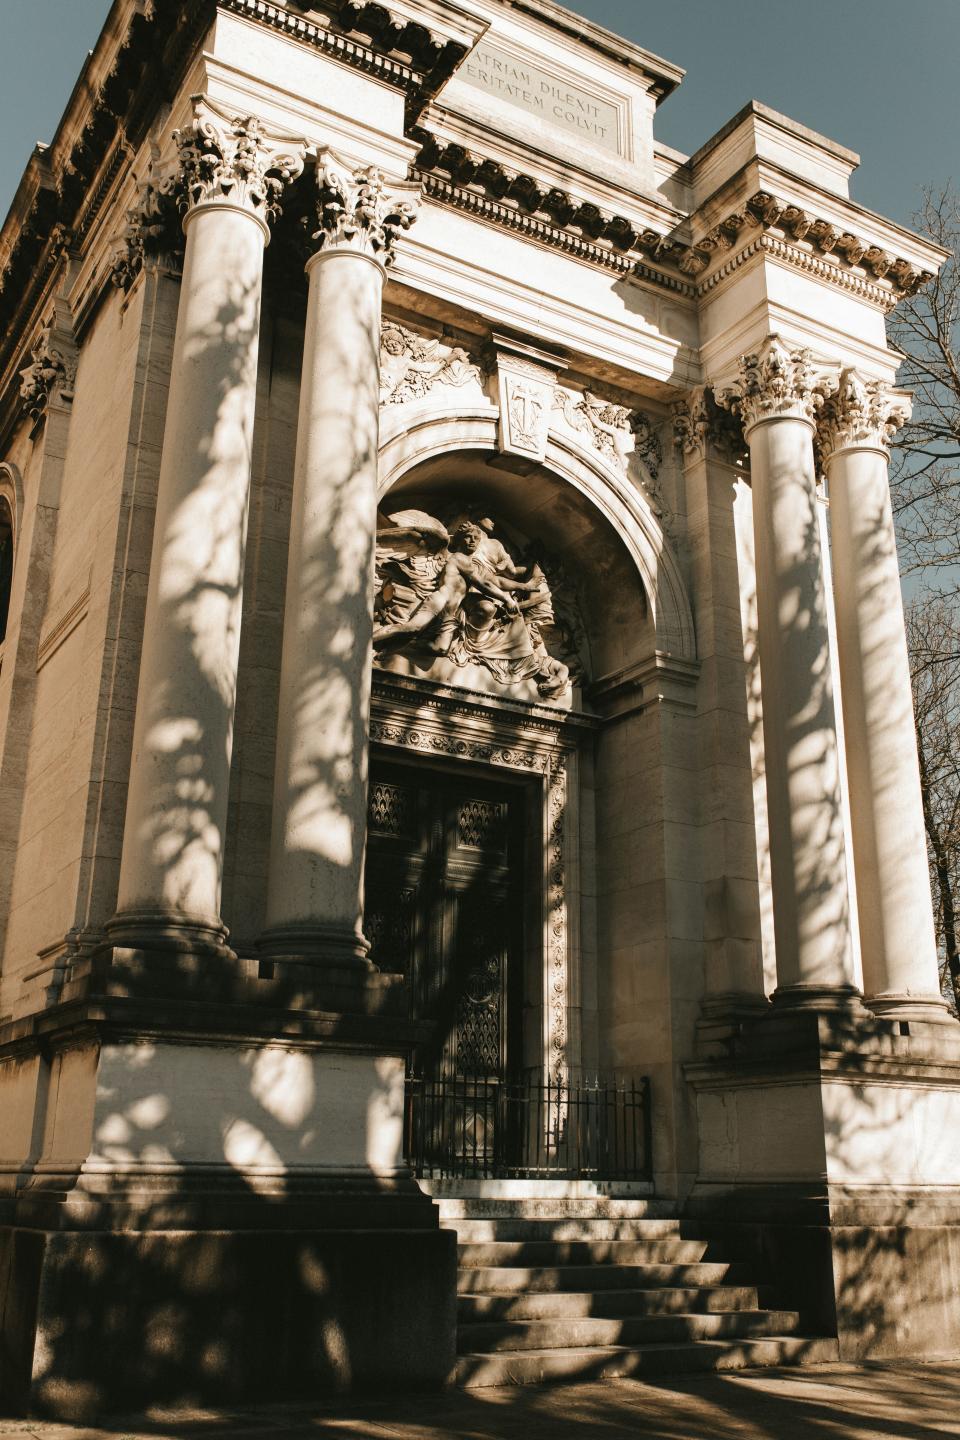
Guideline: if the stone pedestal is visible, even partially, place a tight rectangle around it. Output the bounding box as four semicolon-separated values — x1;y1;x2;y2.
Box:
687;1006;960;1358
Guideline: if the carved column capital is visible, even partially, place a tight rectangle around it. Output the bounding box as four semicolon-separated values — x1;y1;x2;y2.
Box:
306;154;419;267
19;305;77;421
111;156;183;291
172;97;307;234
673;386;746;464
818;368;911;461
718;335;834;434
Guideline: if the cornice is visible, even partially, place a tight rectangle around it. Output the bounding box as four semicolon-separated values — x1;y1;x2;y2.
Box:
412;140;935;312
413;135;695;296
234;0;477;103
696;234;911;313
679;188;934;302
0;0;474;417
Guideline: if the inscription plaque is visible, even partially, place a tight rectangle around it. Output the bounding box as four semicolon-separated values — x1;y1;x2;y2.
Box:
460;42;624;157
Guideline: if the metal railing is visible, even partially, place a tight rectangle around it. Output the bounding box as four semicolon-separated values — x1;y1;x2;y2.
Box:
404;1072;652;1181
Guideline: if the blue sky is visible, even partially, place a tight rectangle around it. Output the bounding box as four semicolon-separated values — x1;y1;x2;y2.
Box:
0;1;956;229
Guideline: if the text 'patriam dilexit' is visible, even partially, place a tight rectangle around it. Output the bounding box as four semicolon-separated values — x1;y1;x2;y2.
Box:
459;43;624;157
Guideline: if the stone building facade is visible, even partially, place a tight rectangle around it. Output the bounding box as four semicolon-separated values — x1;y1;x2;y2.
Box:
0;0;958;1416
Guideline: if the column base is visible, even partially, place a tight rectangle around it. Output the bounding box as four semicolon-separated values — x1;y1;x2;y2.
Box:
255;922;405;1013
771;981;867;1014
258;920;373;969
864;991;958;1025
699;991;772;1021
104;906;233;957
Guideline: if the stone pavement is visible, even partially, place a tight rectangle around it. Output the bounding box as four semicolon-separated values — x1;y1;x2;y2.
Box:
0;1364;958;1440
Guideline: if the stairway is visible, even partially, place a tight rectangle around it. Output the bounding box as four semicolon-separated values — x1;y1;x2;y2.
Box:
438;1195;839;1386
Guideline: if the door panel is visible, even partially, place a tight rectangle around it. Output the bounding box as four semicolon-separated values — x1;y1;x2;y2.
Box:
364;757;525;1079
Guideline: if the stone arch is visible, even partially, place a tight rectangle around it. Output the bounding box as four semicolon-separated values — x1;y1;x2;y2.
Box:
0;463;22;647
378;404;696;663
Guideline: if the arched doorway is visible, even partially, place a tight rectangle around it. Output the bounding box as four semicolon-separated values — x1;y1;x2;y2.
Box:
366;415;696;1180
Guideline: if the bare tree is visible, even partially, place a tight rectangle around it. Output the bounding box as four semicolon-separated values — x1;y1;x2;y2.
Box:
890;187;960;1009
907;599;960;1008
889;185;960;591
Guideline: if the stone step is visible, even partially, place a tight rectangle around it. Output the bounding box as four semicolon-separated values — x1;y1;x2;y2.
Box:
457;1308;802;1353
435;1197;670;1220
458;1262;745;1294
447;1218;684;1242
457;1239;710;1268
457;1285;766;1322
453;1335;842;1388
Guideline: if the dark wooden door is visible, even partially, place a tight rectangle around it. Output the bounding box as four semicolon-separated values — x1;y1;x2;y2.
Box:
364;757;525;1079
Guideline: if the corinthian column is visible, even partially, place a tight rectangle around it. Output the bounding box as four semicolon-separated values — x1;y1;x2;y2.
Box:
820;372;950;1019
109;100;305;956
259;158;417;981
720;336;859;1008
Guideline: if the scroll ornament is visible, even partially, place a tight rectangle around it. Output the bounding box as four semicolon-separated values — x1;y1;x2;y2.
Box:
19;320;76;420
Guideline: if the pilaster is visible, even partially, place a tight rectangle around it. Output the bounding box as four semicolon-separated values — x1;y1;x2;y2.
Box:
672;388;766;1023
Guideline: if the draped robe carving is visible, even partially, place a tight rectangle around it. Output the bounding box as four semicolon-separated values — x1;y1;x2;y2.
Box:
373;512;573;701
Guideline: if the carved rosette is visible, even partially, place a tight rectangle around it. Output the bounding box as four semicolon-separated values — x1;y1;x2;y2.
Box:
172;98;306;230
672;386;746;464
308;155;419;266
719;335;833;434
817;369;911;461
19;315;77;421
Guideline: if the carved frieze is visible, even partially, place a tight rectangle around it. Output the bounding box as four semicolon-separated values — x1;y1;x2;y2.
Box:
718;335;833;433
309;155;419;264
553;389;633;469
380;324;482;405
373;510;579;702
818;369;911;460
173;98;307;226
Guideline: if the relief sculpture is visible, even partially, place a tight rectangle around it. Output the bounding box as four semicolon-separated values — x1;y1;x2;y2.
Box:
374;511;572;700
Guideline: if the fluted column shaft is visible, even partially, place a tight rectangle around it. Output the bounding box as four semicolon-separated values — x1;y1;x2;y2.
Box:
822;372;948;1018
261;159;417;974
111;104;304;949
722;338;858;1006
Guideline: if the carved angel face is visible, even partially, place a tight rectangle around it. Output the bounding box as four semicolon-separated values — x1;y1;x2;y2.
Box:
381;328;407;356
